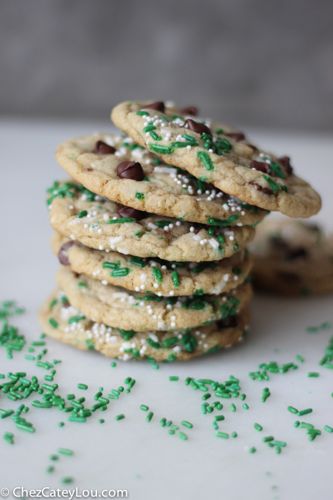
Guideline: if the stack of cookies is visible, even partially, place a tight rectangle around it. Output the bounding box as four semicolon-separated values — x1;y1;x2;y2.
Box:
40;100;321;362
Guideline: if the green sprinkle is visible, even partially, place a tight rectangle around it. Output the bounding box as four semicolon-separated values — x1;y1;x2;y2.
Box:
119;329;136;340
115;414;125;421
181;420;193;429
230;403;237;412
0;409;14;419
287;406;299;415
152;267;163;284
68;416;86;423
140;404;149;412
129;256;146;268
181;134;199;145
150;131;162;141
143;124;156;133
171;270;180;288
261;387;271;403
263;175;288;193
298;408;313;416
68;315;85;324
171;140;197;148
77;210;88;218
48;318;59;329
58;448;74;456
102;261;120;270
178;431;188;441
135;192;145;200
108;217;135;224
270;161;286;179
214;415;225;422
47;466;55;474
169;376;179;382
3;432;14;445
149;144;174;155
62;477;74;485
308;372;320;378
242;403;250;410
295;354;305;363
207;215;239;227
135;230;144;238
111;267;130;277
324;425;333;433
136;110;149;116
254;423;263;432
146;411;154;422
197;151;214;171
78;280;88;288
111;361;117;368
77;383;88;391
216;431;229;439
249;447;257;454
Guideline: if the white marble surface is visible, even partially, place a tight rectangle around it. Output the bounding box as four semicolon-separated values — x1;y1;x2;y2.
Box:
0;120;332;500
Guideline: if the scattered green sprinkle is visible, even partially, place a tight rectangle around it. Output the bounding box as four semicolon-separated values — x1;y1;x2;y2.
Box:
115;414;125;421
261;387;271;403
77;383;88;391
3;431;14;445
58;448;74;457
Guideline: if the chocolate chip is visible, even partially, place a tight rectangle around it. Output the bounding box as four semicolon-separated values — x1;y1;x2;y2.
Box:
278;156;293;175
225;131;246;142
116;204;147;220
93;140;116;155
184;119;211;136
142;101;165;112
217;315;238;329
116;161;144;181
285;247;308;260
306;222;320;233
270;235;289;251
58;241;75;266
276;271;301;284
250;160;270;173
180;106;198;116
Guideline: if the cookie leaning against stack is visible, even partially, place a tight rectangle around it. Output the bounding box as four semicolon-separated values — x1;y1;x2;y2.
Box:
40;100;321;362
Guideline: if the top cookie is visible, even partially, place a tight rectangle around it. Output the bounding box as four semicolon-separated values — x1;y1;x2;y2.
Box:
56;132;266;226
111;101;321;218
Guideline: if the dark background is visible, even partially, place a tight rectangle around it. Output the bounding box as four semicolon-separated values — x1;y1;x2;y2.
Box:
1;0;332;130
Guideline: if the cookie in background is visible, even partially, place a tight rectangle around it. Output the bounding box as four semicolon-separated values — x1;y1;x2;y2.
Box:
250;217;333;295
